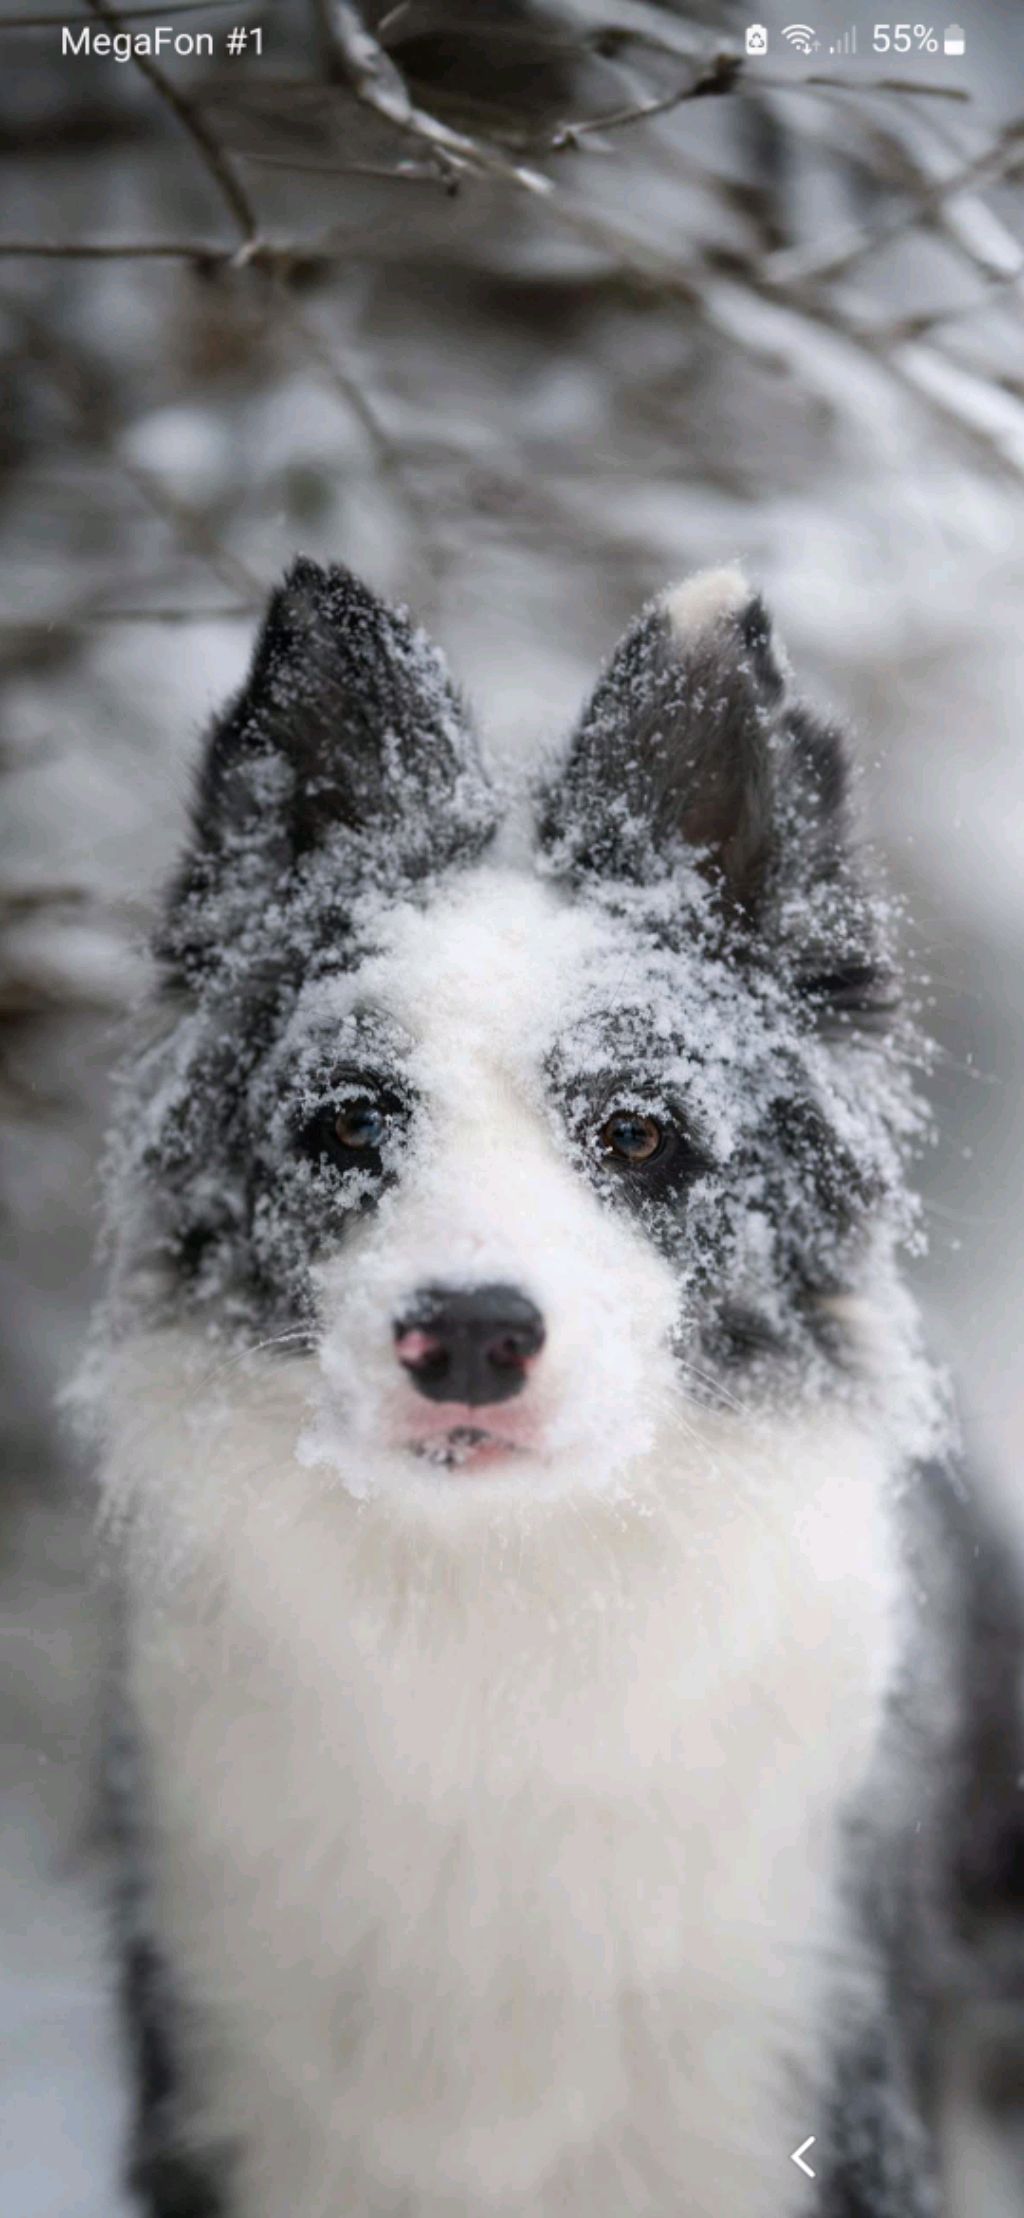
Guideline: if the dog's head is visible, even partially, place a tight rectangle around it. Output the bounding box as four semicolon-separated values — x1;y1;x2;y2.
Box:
109;560;925;1499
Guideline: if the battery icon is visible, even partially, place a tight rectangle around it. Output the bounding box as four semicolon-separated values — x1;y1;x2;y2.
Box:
944;24;965;54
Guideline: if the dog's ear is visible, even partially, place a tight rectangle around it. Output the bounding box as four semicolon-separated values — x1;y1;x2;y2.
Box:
537;566;823;903
160;560;497;982
536;567;896;1020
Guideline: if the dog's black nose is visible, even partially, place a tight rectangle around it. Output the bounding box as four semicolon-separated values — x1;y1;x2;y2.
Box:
393;1284;545;1406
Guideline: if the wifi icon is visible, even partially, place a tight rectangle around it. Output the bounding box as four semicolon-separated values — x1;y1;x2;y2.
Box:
782;23;818;51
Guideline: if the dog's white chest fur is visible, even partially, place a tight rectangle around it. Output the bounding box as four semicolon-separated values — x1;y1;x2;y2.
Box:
113;1336;898;2218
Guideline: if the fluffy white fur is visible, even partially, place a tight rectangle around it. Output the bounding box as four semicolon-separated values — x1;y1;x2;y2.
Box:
101;873;903;2218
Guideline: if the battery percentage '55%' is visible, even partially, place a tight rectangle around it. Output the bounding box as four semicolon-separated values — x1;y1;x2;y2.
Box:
872;24;939;49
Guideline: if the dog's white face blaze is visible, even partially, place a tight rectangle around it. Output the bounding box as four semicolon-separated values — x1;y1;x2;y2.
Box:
296;867;681;1501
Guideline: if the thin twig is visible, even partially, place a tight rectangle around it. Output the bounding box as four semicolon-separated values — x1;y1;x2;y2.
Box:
534;60;741;153
763;71;970;102
0;236;348;269
265;279;447;594
121;460;265;600
83;0;259;244
875;279;1022;345
268;285;398;467
0;239;237;259
237;149;450;186
0;605;256;629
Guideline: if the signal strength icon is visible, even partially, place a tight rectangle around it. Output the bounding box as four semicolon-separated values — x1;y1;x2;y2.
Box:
782;23;819;52
829;24;857;55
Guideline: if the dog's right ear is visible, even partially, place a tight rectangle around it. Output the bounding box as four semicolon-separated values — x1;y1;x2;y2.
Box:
159;560;497;985
536;567;899;1023
535;567;800;908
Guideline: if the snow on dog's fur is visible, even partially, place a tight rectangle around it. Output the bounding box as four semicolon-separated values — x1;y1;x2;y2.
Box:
85;560;970;2217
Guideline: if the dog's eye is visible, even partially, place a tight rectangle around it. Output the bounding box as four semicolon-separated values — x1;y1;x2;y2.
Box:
599;1110;664;1166
301;1083;406;1169
334;1100;388;1151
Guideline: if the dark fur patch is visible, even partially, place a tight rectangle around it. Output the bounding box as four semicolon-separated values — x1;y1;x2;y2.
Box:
105;1706;231;2216
817;2010;941;2218
814;1455;1024;2215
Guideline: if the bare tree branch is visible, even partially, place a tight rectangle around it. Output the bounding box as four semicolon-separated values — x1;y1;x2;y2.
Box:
526;62;740;153
0;606;256;629
266;279;450;597
238;150;451;186
536;62;963;156
83;0;259;244
763;116;1024;288
119;460;266;600
0;239;241;259
311;0;555;194
778;72;969;102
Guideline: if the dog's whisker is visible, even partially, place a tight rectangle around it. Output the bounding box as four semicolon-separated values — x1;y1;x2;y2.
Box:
192;1326;316;1398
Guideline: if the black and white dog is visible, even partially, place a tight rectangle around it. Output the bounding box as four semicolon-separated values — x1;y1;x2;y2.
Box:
89;560;1024;2218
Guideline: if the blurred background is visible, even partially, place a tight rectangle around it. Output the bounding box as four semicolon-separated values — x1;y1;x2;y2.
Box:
2;2;1024;2211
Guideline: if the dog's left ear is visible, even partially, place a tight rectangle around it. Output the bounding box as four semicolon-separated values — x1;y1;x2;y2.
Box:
536;567;896;1015
161;560;497;982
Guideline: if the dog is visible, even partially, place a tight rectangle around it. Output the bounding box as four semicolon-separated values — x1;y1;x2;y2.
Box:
86;559;1024;2217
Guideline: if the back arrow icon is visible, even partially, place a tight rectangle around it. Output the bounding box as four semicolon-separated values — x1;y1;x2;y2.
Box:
790;2136;816;2178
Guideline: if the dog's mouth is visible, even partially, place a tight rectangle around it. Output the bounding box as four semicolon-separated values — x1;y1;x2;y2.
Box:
409;1424;525;1472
